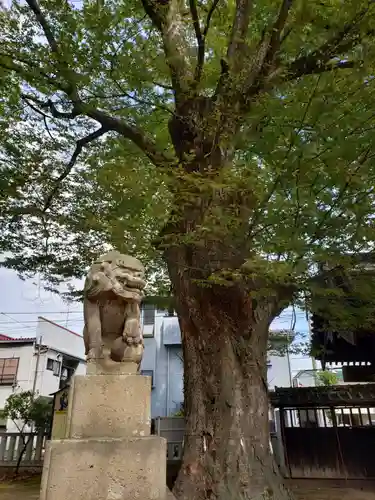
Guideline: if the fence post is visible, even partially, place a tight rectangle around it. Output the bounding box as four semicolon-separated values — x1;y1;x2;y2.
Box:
7;435;16;461
274;408;288;477
34;433;44;462
0;434;6;462
24;434;34;462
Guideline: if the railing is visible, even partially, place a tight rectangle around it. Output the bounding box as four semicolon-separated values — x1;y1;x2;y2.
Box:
0;433;47;467
154;417;282;467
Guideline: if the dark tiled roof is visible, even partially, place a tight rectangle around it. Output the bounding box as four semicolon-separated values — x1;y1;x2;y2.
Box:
0;335;35;343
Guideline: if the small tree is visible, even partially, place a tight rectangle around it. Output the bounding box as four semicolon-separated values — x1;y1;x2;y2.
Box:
316;370;339;387
0;391;52;475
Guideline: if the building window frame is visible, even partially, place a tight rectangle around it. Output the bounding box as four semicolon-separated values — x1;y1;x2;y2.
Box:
46;358;61;377
0;358;19;386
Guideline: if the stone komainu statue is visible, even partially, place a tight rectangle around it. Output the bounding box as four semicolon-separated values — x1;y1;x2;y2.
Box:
83;251;146;366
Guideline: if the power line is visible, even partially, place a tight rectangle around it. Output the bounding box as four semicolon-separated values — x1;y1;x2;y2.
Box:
0;319;85;325
0;310;82;315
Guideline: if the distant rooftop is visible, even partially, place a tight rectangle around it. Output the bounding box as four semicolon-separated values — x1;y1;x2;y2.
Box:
0;334;12;341
0;334;35;343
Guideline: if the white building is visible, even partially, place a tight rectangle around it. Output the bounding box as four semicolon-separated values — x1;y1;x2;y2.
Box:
0;317;86;431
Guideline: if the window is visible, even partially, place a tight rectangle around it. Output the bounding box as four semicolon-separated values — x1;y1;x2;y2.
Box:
0;358;19;385
142;304;155;326
46;358;61;377
141;370;155;388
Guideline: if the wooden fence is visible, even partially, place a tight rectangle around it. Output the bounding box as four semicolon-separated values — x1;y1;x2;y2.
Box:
0;432;47;467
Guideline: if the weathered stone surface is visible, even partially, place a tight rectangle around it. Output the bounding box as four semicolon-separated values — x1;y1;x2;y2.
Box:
40;437;167;500
83;251;146;368
86;356;140;375
65;375;151;439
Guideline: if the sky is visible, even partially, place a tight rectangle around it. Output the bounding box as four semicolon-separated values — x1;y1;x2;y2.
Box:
0;266;314;376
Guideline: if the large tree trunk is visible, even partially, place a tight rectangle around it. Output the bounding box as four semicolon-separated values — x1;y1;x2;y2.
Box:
166;248;293;500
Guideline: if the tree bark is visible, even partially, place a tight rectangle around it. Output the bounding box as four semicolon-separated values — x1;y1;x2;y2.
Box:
14;435;30;477
165;248;293;500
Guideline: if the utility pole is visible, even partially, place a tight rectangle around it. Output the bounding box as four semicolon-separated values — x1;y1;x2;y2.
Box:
32;336;42;398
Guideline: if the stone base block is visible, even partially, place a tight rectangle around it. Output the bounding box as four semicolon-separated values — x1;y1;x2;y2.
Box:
66;375;151;439
86;357;140;375
40;436;166;500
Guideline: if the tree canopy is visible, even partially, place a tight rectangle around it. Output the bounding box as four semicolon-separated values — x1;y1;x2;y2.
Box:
2;2;375;498
0;0;374;303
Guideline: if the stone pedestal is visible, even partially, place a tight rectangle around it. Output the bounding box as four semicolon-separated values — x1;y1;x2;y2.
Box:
40;374;166;500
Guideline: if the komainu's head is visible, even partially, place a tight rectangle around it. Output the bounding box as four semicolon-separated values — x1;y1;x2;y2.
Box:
84;251;146;302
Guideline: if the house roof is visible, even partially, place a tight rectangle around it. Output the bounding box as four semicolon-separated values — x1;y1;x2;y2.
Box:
0;334;36;344
0;334;12;341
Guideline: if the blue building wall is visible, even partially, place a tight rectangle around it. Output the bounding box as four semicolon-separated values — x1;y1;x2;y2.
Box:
141;310;184;418
140;307;293;418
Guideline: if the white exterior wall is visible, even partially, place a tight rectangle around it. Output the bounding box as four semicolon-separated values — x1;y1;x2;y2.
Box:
267;354;292;389
36;317;85;359
0;343;35;410
0;317;86;431
33;349;86;397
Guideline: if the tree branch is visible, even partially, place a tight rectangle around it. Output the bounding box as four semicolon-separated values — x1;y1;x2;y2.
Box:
42;127;108;212
25;0;79;101
22;0;174;167
141;0;191;103
0;56;61;90
21;93;79;119
242;0;293;95
47;99;80;119
286;6;374;81
203;0;221;38
263;0;293;67
21;95;55;140
227;0;254;67
85;108;173;167
189;0;204;85
26;0;59;53
191;0;221;87
291;59;359;79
